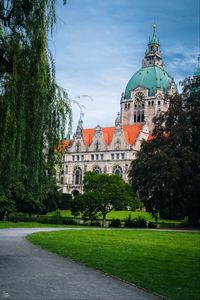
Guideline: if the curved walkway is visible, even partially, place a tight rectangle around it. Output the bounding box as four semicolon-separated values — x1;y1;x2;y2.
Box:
0;228;164;300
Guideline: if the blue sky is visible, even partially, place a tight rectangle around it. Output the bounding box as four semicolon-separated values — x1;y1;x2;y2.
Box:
51;0;199;132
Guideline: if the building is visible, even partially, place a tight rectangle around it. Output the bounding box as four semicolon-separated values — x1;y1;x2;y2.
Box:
60;24;176;195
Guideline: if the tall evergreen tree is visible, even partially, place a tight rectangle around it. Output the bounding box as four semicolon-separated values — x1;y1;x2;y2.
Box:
0;1;71;216
128;76;200;226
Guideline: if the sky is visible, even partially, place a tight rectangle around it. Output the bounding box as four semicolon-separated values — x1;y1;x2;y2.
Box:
51;0;199;133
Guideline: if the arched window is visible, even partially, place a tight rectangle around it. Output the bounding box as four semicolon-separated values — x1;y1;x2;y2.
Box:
73;167;82;185
112;165;123;177
93;165;102;174
76;142;81;152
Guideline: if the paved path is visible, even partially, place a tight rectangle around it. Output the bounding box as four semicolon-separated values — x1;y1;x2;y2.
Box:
0;228;164;300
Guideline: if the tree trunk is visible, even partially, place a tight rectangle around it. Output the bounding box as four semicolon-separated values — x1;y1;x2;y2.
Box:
102;214;106;227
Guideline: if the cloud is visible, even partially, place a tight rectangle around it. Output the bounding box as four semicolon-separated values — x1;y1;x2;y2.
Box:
52;0;198;133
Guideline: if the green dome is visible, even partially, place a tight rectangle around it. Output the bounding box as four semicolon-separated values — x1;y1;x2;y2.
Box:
124;66;175;99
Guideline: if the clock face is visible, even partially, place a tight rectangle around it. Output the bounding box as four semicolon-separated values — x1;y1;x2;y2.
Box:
135;92;145;105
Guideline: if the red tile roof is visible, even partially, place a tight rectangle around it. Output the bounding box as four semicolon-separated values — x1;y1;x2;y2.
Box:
82;128;95;146
102;127;115;145
81;124;143;146
123;124;143;144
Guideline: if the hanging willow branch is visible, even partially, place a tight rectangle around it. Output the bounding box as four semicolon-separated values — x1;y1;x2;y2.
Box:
0;0;71;213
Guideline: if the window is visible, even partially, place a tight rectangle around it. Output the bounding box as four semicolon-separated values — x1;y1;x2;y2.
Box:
76;142;81;152
112;165;123;177
93;166;102;174
121;153;125;159
134;114;137;122
91;154;94;160
116;153;119;159
96;154;99;160
142;113;144;122
148;101;151;106
61;177;64;184
72;155;75;161
152;101;154;106
158;100;161;106
73;167;82;185
77;155;79;161
111;153;114;160
81;155;84;161
137;114;141;122
101;154;104;160
95;141;100;151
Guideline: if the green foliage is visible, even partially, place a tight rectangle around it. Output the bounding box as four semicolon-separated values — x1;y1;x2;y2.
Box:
129;77;200;226
28;230;200;300
124;214;155;228
0;194;15;219
109;218;121;228
0;1;71;214
71;172;138;225
71;191;101;221
58;193;72;210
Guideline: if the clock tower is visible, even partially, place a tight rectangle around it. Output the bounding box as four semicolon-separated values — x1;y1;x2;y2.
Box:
120;23;176;132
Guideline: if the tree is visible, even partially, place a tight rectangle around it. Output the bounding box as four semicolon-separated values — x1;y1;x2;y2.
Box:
0;194;15;220
129;76;200;226
71;171;139;226
0;1;71;214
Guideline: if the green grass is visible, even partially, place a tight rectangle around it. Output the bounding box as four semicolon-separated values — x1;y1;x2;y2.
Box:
48;210;180;223
107;210;153;220
0;221;80;229
27;230;200;300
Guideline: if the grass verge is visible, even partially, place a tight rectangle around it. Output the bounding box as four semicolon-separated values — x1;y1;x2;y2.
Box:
0;221;80;229
27;230;200;300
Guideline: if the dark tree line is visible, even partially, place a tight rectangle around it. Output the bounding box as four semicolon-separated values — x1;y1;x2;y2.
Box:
129;77;200;226
0;1;70;218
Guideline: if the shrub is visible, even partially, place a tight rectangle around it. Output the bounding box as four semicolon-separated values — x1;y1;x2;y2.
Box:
124;214;134;228
133;216;146;227
109;219;121;228
58;193;72;210
124;215;147;228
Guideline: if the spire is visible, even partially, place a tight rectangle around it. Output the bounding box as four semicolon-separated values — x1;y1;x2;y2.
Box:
193;54;200;78
149;20;159;45
142;22;163;68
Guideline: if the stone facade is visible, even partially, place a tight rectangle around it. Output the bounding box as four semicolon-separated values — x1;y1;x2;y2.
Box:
60;25;176;195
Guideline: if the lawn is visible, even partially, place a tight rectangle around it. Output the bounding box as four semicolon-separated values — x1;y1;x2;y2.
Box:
48;210;180;223
0;221;79;229
27;230;200;300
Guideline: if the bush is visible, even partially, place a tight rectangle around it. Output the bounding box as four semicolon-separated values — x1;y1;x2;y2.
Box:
58;193;72;210
51;209;62;224
109;219;121;228
133;215;146;227
124;214;134;228
124;214;147;228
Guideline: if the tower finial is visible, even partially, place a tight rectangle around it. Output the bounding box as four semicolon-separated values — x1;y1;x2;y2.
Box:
153;17;156;33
